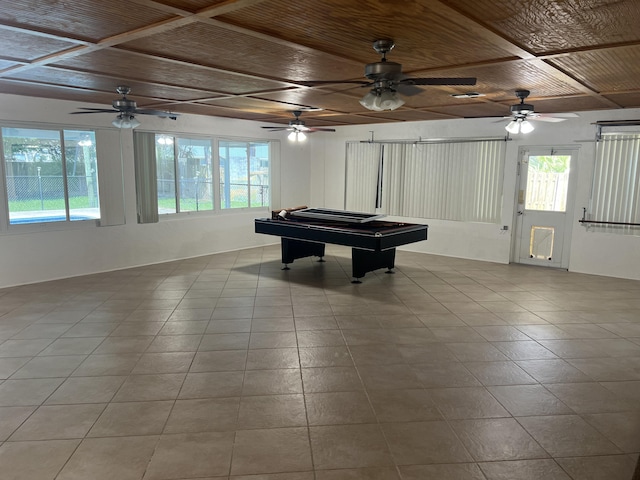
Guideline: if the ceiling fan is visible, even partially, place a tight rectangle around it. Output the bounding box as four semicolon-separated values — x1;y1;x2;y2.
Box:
70;86;179;128
500;89;579;134
299;39;477;111
261;110;336;141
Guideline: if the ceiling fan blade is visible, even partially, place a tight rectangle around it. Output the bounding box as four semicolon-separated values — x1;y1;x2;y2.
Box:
529;115;567;123
134;108;179;118
261;126;291;131
396;83;423;96
545;112;579;118
70;108;117;114
307;127;337;132
298;80;371;86
400;77;477;86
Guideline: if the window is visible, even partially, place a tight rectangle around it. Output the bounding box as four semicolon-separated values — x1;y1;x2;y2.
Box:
345;139;505;223
134;134;271;221
155;135;213;214
1;127;99;225
589;133;640;232
219;140;270;209
525;155;570;212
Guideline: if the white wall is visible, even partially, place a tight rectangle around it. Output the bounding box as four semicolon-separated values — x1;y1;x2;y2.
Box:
2;92;639;287
309;108;640;280
0;94;308;288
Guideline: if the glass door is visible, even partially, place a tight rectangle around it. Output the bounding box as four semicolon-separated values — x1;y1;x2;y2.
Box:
514;148;577;268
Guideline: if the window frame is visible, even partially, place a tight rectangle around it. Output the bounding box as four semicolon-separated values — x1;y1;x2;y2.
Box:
0;122;101;234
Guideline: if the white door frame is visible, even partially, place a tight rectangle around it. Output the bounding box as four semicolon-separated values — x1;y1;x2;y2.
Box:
511;145;580;269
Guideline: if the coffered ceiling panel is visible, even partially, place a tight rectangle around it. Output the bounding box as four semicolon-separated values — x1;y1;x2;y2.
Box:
0;0;638;126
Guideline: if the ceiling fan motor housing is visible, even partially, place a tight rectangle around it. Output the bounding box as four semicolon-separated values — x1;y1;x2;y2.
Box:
365;61;402;80
511;103;534;116
112;98;137;111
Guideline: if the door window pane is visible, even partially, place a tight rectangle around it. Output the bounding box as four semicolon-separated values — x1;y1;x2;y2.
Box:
525;155;570;212
156;135;176;214
2;127;99;224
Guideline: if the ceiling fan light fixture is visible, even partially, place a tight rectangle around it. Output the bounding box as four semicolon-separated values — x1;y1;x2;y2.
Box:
112;114;140;129
520;119;535;134
360;89;404;111
288;130;306;142
505;119;521;134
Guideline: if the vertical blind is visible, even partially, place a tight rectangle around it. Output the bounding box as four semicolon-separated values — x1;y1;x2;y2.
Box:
345;139;505;223
591;133;640;229
344;142;382;213
133;131;159;224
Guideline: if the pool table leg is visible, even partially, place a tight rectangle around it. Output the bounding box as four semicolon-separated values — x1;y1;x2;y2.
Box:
351;248;396;280
281;238;326;270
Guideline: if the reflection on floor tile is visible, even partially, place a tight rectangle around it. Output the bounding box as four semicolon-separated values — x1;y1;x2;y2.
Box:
0;246;639;478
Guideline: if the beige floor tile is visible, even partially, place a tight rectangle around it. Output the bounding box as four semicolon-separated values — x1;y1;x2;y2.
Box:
516;359;593;383
242;368;302;395
294;316;339;331
146;334;203;353
199;333;250;350
45;376;125;405
56;435;159;480
10;403;105;440
427;387;510;419
11;323;72;339
179;371;244;398
0;378;64;406
237;394;306;429
110;322;164;336
61;323;119;337
93;336;154;354
544;382;639;413
399;463;484;480
583;411;640;452
0;339;53;357
144;431;235;479
381;421;473;465
131;352;195;374
397;343;459;363
205;319;252;333
451;418;548;461
164;397;240;433
313;468;397;479
600;380;640;403
112;373;184;402
367;388;442;422
567;357;640;381
411;361;481;388
302;366;364;393
555;454;637;480
492;341;558;361
0;357;30;379
347;344;404;365
299;346;353;368
463;361;537;386
478;459;571;479
311;424;394;470
0;405;37;440
158;320;208;335
357;364;422;390
487;385;573;416
306;391;375;425
88;400;172;437
445;342;510;362
231;427;313;475
246;347;300;369
297;330;345;347
517;415;622;457
72;353;141;376
189;349;247;372
12;355;86;378
428;327;487;342
0;439;80;480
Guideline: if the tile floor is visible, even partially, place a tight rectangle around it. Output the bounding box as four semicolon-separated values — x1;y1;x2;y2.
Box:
0;245;639;480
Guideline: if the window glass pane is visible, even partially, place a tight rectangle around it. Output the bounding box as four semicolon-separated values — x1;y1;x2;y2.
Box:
64;130;99;221
525;155;570;212
249;142;270;208
156;134;176;214
177;137;213;212
219;140;269;209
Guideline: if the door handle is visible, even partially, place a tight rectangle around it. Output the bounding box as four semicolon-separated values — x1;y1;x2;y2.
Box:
517;211;524;216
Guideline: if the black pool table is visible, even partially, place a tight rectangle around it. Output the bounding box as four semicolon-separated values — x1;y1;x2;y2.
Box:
254;214;428;282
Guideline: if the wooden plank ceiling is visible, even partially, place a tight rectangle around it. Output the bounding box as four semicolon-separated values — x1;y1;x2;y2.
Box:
0;0;639;127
